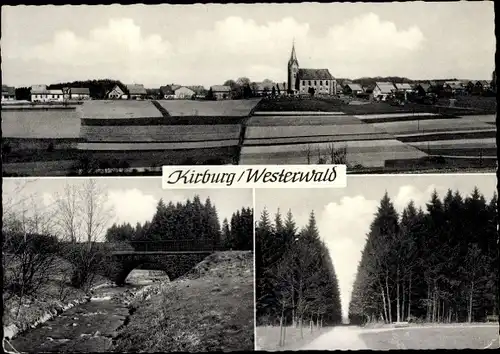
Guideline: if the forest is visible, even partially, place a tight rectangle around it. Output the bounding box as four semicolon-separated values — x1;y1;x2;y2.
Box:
105;196;253;251
256;208;342;333
349;187;498;325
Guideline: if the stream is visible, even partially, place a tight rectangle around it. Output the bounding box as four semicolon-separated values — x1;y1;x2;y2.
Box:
7;271;167;353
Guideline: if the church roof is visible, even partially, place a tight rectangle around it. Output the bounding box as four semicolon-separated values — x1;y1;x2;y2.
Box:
289;42;299;66
298;69;334;80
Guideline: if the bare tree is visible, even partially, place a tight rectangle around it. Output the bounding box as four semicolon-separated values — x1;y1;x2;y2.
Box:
327;143;347;164
2;185;60;317
54;179;114;290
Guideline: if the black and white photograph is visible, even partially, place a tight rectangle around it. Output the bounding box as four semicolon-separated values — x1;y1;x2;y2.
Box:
255;174;498;350
1;2;496;176
2;178;254;352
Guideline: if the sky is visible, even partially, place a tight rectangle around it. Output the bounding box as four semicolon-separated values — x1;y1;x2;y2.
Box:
255;173;497;321
1;2;495;88
2;177;253;241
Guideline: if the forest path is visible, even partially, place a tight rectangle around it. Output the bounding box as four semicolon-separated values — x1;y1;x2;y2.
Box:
301;326;368;350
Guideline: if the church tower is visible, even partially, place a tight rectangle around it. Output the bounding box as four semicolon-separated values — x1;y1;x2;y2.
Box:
287;41;299;93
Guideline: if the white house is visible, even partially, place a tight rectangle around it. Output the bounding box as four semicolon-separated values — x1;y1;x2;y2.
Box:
107;85;126;99
2;85;15;101
30;85;63;102
373;82;396;100
174;86;195;99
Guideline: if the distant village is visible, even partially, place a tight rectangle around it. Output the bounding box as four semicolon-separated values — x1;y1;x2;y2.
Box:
1;44;496;104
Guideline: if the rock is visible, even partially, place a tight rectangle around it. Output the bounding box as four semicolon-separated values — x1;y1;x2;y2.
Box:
72;323;78;327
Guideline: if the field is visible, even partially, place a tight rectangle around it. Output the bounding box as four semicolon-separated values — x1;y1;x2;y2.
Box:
80;124;241;142
157;98;261;116
2;97;496;175
2;110;81;138
113;251;254;352
240;139;427;167
80;100;164;119
243;100;496;169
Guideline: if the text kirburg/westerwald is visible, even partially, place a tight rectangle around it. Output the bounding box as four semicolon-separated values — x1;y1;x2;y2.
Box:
162;165;347;189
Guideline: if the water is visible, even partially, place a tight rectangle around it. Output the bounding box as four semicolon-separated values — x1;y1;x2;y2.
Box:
8;271;168;353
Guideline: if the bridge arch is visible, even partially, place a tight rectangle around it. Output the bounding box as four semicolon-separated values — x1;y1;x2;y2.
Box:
109;252;211;286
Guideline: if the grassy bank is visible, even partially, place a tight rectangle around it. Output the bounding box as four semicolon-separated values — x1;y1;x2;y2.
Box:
256;325;332;351
113;251;254;352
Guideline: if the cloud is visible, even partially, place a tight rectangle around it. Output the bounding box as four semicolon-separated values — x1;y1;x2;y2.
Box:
106;188;159;226
4;13;425;86
316;195;379;320
393;184;449;213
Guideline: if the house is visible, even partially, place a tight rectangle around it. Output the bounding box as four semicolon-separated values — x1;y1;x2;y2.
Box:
210;85;231;100
287;43;336;95
414;83;432;97
466;80;485;95
160;85;175;99
30;85;63;102
373;82;396;100
343;83;364;96
107;85;126;99
126;84;147;100
480;80;491;90
62;87;90;100
443;81;465;96
2;85;15;101
254;82;273;96
394;83;413;92
70;87;90;100
174;86;195;99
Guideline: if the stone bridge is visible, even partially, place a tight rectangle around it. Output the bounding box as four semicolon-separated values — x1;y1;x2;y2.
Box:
64;240;220;286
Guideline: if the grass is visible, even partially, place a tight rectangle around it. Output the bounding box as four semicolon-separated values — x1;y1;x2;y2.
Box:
247;115;363;127
113;251;254;352
80;124;242;142
3;256;110;339
256;97;342;112
256;325;331;351
358;324;500;349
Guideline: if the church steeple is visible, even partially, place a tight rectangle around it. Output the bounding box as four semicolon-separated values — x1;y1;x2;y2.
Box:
289;40;299;67
287;40;299;93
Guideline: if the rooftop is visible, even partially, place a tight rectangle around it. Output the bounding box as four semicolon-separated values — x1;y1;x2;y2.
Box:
298;68;334;80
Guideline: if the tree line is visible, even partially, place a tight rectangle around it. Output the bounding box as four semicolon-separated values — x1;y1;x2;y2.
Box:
349;187;497;325
105;197;253;251
256;208;342;343
14;79;128;100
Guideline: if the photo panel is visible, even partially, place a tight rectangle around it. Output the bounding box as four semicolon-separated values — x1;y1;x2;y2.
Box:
1;2;496;177
254;173;498;350
2;177;255;352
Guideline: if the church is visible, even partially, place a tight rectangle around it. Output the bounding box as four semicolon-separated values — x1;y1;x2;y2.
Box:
287;43;337;96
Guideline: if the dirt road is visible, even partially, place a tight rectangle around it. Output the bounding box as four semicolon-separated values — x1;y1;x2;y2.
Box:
302;324;499;350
